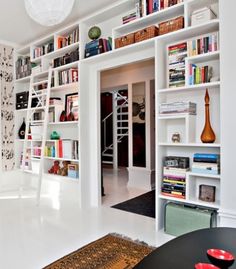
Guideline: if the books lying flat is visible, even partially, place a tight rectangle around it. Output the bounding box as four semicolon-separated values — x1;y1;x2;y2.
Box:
191;168;219;175
159;101;197;115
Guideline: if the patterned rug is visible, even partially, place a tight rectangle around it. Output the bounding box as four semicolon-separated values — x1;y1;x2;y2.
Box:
44;234;155;269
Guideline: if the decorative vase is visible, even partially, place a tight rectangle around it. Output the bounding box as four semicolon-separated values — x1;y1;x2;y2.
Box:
50;131;60;140
201;89;216;143
59;111;67;122
18;118;26;139
67;111;75;121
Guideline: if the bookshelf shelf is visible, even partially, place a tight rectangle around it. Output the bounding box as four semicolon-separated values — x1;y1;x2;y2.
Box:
52;60;79;72
159;195;220;209
48;121;79;125
186;51;220;64
15;76;31;83
51;82;79;92
158;81;220;93
113;2;185;36
44;156;79;162
32;39;79;63
158;114;194;120
187;172;220;179
158;143;221;147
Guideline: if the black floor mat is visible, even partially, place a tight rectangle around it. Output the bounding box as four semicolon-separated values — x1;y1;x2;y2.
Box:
111;190;155;218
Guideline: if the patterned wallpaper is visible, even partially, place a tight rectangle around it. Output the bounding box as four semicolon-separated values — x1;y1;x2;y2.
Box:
0;45;14;171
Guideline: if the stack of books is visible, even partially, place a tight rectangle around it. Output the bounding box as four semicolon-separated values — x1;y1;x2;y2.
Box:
192;153;220;175
188;33;219;57
15;56;32;79
85;38;112;58
33;41;54;58
45;140;79;160
57;28;79;49
189;64;213;85
58;68;78;85
168;42;187;88
159;101;197;115
161;156;189;199
122;12;137;24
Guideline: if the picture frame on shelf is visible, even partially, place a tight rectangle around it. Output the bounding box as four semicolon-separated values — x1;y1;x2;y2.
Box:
65;93;78;121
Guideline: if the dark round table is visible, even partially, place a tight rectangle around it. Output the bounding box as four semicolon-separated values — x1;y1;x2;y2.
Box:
134;228;236;269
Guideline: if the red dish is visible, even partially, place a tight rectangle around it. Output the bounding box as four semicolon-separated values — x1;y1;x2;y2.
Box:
207;248;235;268
207;249;235;261
195;263;220;269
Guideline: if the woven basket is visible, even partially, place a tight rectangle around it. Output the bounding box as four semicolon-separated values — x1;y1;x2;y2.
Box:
159;16;184;36
135;25;159;43
115;33;135;49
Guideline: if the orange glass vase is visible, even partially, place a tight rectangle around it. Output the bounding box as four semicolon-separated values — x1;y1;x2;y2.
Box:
201;89;216;143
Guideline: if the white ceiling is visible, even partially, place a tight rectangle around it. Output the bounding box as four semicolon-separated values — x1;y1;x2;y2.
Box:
0;0;119;46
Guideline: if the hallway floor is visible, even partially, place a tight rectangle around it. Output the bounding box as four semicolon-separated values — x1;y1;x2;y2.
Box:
102;166;147;207
0;171;173;269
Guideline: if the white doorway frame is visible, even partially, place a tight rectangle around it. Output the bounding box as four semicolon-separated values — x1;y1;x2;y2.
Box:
79;43;155;208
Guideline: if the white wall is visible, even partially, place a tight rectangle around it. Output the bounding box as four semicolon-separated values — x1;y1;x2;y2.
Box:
219;0;236;226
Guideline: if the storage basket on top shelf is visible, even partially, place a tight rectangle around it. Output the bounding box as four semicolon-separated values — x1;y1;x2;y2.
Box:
159;16;184;35
115;33;135;48
134;25;159;43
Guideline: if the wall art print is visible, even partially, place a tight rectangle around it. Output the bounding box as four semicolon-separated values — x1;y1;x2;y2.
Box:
0;44;15;171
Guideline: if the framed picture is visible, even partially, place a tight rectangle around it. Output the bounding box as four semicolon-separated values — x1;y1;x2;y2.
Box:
65;93;78;121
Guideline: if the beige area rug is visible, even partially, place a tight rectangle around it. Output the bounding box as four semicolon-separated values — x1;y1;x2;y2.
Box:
43;234;155;269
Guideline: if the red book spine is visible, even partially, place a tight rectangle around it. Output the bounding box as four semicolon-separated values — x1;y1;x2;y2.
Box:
59;140;63;158
148;0;153;14
160;0;164;9
201;67;205;83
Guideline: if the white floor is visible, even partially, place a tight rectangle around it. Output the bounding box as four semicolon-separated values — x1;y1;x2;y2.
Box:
102;166;148;206
0;170;173;269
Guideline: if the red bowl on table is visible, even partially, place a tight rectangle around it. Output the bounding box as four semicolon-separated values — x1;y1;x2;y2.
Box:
195;263;220;269
207;249;235;268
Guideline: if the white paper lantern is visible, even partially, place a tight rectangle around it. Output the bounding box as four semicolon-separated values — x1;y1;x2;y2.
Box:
24;0;75;26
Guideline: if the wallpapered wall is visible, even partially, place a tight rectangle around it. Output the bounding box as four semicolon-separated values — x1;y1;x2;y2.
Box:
0;44;14;171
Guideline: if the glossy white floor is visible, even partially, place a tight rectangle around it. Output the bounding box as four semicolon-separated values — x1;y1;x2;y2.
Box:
0;169;173;269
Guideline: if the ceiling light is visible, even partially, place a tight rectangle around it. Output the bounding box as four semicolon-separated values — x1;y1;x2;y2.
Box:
24;0;75;27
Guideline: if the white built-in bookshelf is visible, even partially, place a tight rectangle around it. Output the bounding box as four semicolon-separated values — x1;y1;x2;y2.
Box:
14;0;222;230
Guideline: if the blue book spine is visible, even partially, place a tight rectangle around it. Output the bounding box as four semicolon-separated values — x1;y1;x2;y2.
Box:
85;40;99;50
153;0;159;12
194;153;219;159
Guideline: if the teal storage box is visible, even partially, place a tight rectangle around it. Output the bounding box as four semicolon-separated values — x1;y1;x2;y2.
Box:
165;202;217;236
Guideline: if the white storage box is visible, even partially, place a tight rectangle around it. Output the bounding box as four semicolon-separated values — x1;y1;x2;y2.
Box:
191;7;216;26
30;125;43;140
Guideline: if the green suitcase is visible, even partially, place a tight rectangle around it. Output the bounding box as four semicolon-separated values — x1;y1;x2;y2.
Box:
165;202;217;236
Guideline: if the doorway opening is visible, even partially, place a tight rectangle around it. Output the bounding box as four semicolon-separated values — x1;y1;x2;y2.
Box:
100;59;155;207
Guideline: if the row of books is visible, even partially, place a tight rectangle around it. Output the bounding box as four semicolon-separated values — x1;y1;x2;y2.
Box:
33;41;54;59
58;68;78;86
85;38;112;58
168;42;187;88
146;0;183;15
189;64;213;85
45;140;79;160
57;28;79;49
15;56;32;79
192;153;220;175
188;33;219;57
53;48;79;68
159;101;197;115
161;156;190;199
